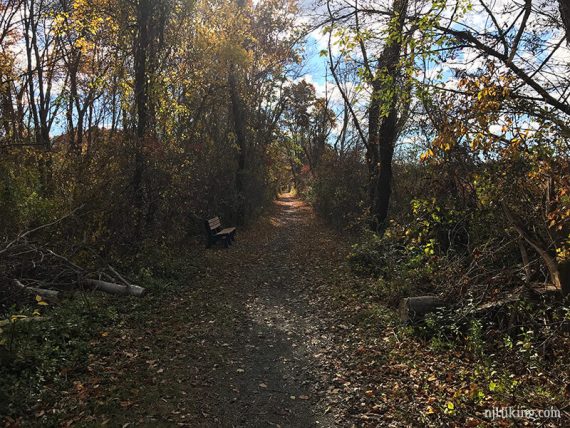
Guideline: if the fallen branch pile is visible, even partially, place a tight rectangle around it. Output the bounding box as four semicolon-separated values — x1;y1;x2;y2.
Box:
0;208;145;314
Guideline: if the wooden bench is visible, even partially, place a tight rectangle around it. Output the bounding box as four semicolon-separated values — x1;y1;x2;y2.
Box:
205;216;236;248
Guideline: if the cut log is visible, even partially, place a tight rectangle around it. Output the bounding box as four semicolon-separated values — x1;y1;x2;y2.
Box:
13;280;60;300
400;294;522;325
26;287;60;300
82;279;146;297
399;295;444;323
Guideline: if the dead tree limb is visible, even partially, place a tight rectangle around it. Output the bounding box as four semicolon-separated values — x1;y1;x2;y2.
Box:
13;279;60;300
82;279;146;297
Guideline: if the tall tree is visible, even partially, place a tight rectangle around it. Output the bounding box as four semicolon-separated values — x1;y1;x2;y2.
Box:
367;0;409;232
228;0;249;223
326;0;411;233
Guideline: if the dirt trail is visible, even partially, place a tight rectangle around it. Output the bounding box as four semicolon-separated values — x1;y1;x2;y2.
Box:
184;195;338;426
67;195;360;427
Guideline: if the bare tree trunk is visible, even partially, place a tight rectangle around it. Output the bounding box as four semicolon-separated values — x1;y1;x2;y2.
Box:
22;0;58;195
373;107;399;232
228;65;247;214
132;0;152;238
228;0;248;223
367;80;381;216
369;0;408;233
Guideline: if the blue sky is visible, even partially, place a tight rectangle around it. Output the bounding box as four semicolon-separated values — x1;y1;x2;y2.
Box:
293;0;336;99
302;34;328;83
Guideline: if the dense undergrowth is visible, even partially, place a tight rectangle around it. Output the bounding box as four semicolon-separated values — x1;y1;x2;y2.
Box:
325;252;569;425
305;147;570;423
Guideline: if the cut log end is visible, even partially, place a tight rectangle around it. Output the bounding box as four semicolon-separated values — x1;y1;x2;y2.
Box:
399;295;444;324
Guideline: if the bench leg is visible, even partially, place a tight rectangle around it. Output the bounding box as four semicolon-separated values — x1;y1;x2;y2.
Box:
206;234;234;249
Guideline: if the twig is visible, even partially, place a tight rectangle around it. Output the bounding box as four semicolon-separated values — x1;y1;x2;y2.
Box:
108;265;133;288
0;205;83;255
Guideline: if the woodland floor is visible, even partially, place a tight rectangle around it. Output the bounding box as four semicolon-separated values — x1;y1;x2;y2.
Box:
35;195;381;427
5;195;568;427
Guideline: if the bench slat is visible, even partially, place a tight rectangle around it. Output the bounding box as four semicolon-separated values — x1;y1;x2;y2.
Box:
207;217;221;229
216;227;236;236
208;217;220;225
